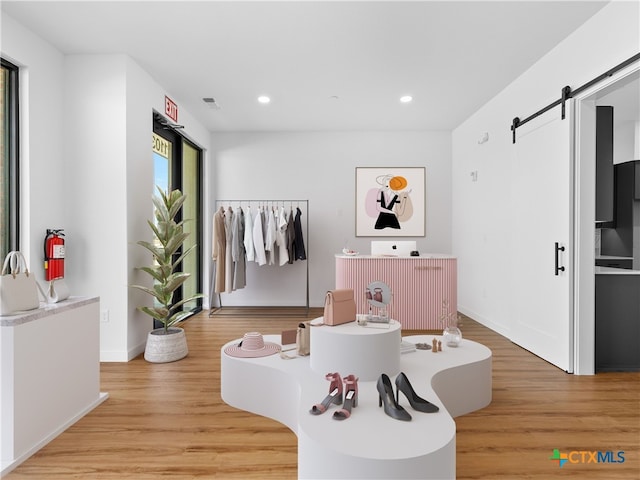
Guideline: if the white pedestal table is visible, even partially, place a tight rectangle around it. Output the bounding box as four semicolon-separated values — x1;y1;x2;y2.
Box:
221;321;491;479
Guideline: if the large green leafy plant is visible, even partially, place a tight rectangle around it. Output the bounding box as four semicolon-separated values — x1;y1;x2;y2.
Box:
132;188;202;334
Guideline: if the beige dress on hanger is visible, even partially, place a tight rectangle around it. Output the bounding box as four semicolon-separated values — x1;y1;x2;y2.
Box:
212;207;226;293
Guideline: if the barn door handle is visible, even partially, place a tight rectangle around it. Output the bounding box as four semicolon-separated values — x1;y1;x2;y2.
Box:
555;242;565;276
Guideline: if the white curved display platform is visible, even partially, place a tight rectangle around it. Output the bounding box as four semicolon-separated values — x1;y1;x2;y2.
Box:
221;331;491;479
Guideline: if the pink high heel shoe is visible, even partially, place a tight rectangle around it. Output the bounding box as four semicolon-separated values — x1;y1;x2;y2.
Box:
333;375;358;420
310;373;343;415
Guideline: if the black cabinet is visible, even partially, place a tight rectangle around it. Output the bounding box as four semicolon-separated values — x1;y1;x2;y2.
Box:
596;258;633;269
595;274;640;371
596;106;615;224
601;161;639;258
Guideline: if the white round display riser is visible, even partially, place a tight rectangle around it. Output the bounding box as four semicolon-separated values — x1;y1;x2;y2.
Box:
144;327;188;363
310;319;401;381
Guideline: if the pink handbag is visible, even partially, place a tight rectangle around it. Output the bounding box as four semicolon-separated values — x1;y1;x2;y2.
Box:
323;289;356;326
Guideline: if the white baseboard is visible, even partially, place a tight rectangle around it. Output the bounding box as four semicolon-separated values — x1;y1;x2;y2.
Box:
100;350;130;362
100;341;145;362
128;341;146;361
1;392;109;477
457;305;512;340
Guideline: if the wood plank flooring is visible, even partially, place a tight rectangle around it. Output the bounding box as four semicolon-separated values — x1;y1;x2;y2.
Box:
5;310;639;479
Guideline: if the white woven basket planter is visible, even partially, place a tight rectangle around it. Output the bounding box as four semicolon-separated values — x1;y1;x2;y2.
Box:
144;327;188;363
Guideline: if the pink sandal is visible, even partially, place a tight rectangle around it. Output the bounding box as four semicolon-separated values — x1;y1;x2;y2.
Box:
333;375;358;420
310;373;343;415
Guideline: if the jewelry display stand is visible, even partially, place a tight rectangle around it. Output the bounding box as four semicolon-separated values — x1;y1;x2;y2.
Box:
221;321;491;479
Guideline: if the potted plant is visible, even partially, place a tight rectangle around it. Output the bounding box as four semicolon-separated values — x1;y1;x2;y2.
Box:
132;187;202;363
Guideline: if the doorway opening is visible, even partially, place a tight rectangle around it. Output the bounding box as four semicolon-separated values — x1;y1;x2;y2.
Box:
574;64;640;374
152;112;204;324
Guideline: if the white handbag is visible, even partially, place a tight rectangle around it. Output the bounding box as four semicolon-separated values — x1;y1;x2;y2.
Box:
0;251;41;315
36;278;71;304
46;278;70;303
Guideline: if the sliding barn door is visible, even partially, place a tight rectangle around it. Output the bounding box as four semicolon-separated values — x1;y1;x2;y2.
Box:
510;105;574;372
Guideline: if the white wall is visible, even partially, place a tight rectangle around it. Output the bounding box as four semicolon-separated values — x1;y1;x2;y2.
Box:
64;54;212;361
2;14;212;361
63;55;131;360
0;15;66;286
208;131;452;308
452;1;640;336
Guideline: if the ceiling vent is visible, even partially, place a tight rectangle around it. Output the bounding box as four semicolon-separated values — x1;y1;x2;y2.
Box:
203;97;221;110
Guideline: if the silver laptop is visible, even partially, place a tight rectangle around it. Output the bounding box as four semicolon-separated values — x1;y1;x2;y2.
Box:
371;240;416;257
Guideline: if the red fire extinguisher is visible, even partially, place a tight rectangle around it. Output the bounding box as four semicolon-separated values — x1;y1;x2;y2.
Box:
44;229;65;281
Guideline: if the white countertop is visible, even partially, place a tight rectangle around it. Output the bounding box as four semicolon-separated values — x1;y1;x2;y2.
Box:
595;267;640;275
336;253;456;259
0;296;99;326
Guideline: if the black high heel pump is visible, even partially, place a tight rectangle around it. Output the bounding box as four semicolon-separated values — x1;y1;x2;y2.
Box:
395;372;439;413
377;373;412;421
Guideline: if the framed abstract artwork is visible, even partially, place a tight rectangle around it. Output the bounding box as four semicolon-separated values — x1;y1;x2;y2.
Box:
355;167;426;237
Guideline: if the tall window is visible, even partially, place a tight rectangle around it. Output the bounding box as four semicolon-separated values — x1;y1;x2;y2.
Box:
1;58;19;261
152;113;203;318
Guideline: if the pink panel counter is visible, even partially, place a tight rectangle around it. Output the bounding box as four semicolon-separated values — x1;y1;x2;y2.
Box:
335;254;457;329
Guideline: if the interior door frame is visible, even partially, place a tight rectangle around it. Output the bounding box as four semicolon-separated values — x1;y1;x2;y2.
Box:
152;112;204;318
573;61;640;375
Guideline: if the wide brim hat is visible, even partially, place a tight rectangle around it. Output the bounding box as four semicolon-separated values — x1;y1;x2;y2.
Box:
224;332;281;358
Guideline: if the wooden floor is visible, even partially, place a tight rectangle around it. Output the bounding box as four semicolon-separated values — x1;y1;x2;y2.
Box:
5;310;639;479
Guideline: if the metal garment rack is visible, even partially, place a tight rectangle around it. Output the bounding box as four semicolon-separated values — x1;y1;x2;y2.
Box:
209;199;309;317
510;52;640;143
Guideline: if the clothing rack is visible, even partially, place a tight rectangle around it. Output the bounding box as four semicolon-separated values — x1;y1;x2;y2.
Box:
209;199;309;317
510;52;640;144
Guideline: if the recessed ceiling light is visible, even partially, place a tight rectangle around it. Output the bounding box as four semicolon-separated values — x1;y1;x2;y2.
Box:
400;95;413;103
257;96;271;104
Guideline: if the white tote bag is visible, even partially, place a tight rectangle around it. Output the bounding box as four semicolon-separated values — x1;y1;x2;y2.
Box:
0;251;41;315
37;278;71;304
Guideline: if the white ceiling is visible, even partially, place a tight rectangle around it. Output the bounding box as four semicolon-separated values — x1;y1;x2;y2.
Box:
1;1;610;132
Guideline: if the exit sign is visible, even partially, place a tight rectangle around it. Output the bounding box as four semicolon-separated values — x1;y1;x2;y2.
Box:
165;95;178;122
